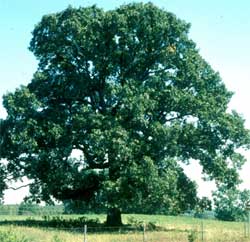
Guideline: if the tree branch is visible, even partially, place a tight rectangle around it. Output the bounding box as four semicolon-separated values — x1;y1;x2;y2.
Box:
8;183;32;191
87;162;109;170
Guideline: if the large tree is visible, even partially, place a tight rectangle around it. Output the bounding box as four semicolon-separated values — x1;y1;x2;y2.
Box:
0;3;249;225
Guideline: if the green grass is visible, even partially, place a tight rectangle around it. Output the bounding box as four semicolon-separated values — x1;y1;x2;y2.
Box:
0;214;249;241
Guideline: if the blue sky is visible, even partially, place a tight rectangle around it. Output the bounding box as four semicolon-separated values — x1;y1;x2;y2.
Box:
1;0;250;203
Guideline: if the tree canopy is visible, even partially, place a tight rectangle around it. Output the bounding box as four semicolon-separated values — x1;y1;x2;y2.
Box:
213;185;250;221
0;3;249;224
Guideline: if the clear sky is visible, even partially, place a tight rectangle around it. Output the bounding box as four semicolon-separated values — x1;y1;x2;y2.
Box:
1;0;250;204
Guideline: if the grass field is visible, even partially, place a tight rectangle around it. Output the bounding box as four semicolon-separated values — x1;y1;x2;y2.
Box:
0;214;249;241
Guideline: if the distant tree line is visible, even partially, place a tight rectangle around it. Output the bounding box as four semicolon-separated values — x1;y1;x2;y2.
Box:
1;188;249;222
0;203;63;216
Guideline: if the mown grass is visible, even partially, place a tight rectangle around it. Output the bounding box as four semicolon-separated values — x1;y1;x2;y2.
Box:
0;214;249;241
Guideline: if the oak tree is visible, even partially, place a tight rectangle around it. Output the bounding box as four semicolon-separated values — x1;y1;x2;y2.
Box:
0;3;249;225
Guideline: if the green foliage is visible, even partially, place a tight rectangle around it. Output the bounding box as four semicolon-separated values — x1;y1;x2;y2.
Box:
1;2;249;223
194;196;212;218
63;199;105;214
0;204;63;216
127;216;144;227
198;197;212;211
18;202;64;216
40;215;100;228
127;216;158;231
0;205;19;215
0;215;101;229
213;185;250;221
18;202;42;215
18;202;63;215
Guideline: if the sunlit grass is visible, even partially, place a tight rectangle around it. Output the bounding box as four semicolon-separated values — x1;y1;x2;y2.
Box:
0;214;249;241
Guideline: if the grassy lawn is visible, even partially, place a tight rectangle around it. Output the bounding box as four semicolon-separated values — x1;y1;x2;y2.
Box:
0;214;249;241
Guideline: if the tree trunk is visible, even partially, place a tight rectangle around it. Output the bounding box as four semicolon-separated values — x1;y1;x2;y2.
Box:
106;207;122;226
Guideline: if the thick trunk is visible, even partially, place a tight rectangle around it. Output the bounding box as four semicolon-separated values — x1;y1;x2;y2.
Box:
106;207;122;226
